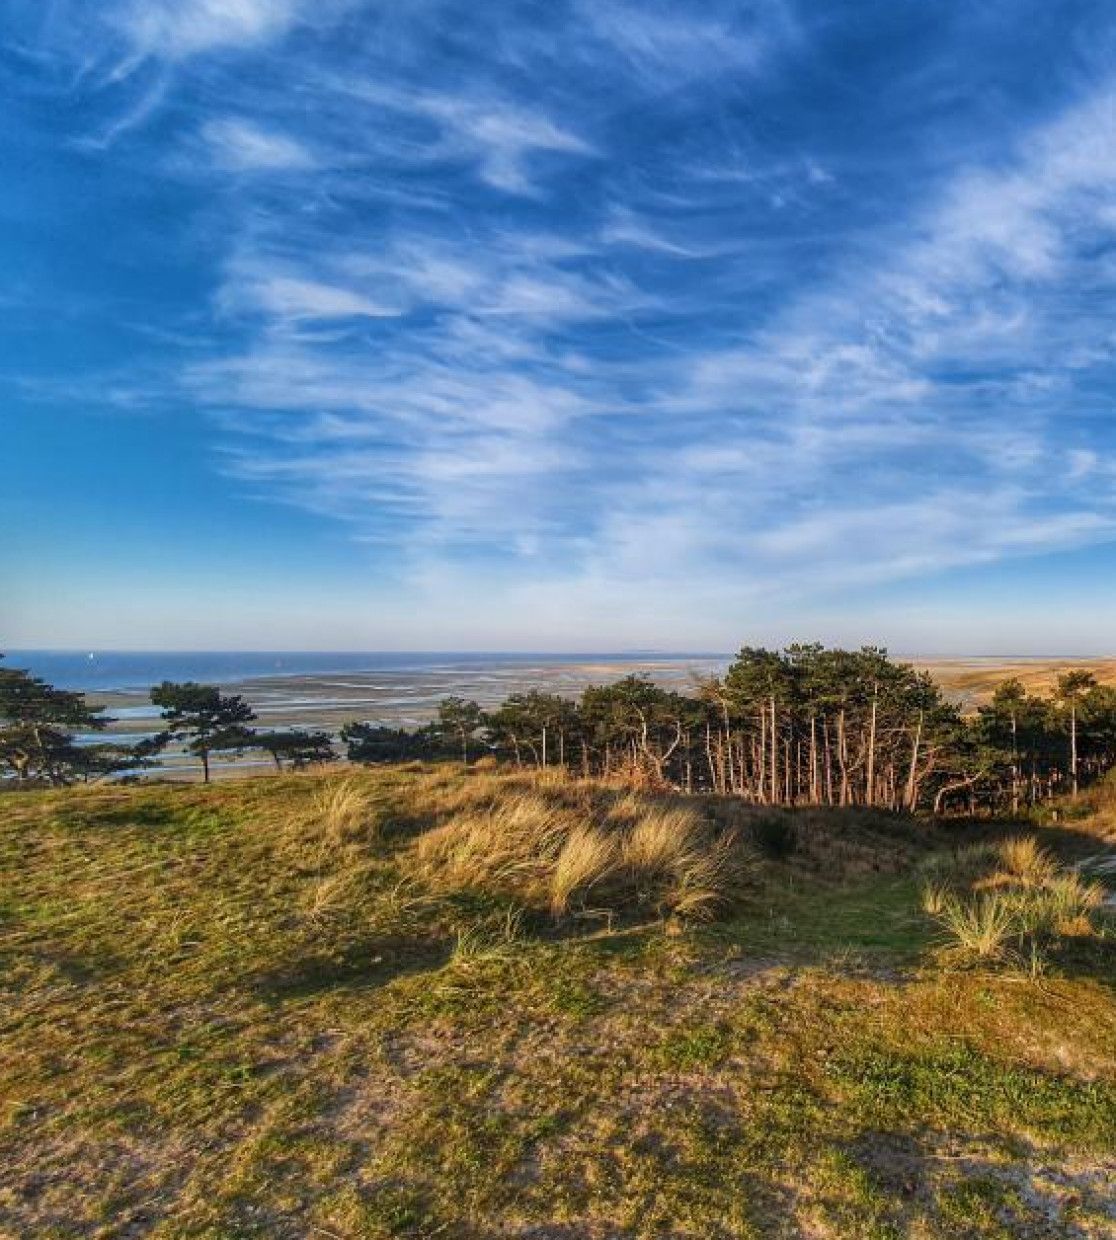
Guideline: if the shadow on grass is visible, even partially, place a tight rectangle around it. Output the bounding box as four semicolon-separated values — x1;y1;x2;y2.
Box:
847;1127;1116;1235
256;932;454;1000
1044;929;1116;989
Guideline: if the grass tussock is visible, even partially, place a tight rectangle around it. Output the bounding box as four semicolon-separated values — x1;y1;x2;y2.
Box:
931;892;1020;963
990;835;1058;888
416;784;751;921
551;825;618;915
313;775;379;846
922;835;1110;968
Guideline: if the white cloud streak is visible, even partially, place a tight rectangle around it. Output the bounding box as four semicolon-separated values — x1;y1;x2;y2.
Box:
200;118;316;171
113;0;316;59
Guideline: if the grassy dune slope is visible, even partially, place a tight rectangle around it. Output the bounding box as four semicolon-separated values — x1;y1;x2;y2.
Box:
1;766;1114;1238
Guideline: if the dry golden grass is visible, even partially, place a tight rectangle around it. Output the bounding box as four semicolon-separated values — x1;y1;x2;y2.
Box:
619;807;744;919
618;805;699;874
1023;872;1107;936
993;836;1059;888
314;775;378;846
926;831;1110;965
550;825;618;914
414;778;749;921
416;792;573;889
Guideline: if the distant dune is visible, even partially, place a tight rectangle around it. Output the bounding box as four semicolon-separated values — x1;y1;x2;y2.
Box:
915;657;1116;710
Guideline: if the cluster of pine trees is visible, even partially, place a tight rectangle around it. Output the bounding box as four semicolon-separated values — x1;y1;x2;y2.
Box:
4;646;1116;813
347;646;1116;814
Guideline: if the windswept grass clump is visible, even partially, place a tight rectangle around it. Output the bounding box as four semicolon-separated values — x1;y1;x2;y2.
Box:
416;785;751;922
551;825;618;915
921;835;1110;968
313;776;379;846
990;835;1058;888
296;776;391;925
928;892;1020;963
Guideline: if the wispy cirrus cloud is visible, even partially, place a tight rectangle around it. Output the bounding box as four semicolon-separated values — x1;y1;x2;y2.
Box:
200;118;316;171
110;0;336;60
322;80;597;195
168;66;1116;610
578;0;799;84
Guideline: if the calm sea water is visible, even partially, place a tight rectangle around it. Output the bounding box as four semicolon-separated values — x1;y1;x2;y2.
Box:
5;650;725;694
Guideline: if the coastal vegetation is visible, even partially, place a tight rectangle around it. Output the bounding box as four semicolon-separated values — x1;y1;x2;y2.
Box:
6;646;1116;814
1;762;1112;1235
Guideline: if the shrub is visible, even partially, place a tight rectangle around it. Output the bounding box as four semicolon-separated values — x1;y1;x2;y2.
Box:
750;813;797;859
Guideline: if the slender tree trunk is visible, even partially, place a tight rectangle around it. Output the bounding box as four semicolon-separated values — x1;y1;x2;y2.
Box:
757;708;767;804
866;685;878;808
705;721;718;794
823;717;834;805
904;711;923;811
769;697;778;806
1010;712;1019;815
837;710;849;806
1070;704;1078;796
722;705;735;795
809;717;818;804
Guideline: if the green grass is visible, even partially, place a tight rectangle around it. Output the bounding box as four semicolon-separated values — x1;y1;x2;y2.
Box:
1;766;1114;1237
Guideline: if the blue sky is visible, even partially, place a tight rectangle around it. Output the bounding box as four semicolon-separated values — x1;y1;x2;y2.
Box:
4;0;1116;652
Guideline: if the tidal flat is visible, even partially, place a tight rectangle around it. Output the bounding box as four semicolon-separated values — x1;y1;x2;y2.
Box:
77;653;1116;780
